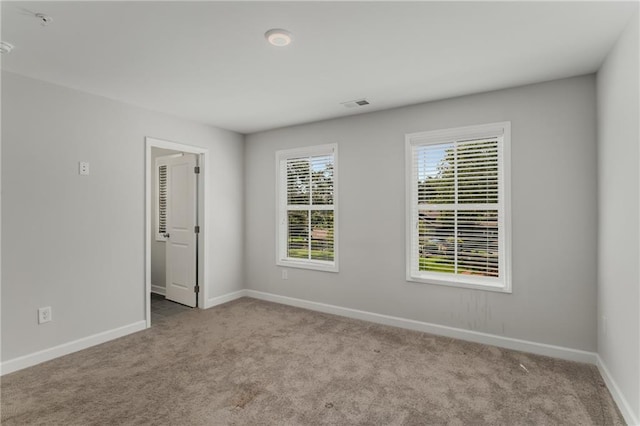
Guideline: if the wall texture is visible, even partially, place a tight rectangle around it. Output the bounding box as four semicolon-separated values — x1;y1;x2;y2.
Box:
1;72;244;362
597;12;640;423
245;75;598;352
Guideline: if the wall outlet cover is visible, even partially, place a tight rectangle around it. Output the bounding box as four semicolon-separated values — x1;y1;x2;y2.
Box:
38;306;52;324
79;162;90;175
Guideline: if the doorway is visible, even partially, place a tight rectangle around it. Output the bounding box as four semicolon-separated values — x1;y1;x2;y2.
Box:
145;137;209;327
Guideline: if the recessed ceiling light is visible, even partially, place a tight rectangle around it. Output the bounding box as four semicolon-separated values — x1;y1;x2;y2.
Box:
0;41;14;54
265;29;292;47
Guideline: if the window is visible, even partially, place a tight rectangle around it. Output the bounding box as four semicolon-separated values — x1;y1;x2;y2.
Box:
276;144;338;272
155;153;182;241
406;122;511;292
157;164;168;239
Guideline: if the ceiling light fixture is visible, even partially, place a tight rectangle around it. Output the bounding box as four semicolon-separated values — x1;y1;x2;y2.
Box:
265;29;292;47
0;41;14;54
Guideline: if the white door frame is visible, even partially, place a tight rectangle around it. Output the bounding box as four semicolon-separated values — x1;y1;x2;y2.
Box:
145;137;210;327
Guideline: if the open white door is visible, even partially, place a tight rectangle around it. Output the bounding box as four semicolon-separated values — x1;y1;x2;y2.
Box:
165;153;198;307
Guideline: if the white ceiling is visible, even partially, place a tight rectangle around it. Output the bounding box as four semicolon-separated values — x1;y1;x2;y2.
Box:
1;1;636;134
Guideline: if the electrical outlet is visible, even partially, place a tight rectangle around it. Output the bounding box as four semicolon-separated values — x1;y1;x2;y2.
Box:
79;161;90;175
38;307;52;324
282;269;288;280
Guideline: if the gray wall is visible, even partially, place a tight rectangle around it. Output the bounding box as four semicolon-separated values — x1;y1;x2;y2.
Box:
245;75;598;351
1;71;244;361
597;12;640;421
150;147;181;293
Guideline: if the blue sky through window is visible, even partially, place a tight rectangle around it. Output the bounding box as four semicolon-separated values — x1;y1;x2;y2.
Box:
417;144;452;180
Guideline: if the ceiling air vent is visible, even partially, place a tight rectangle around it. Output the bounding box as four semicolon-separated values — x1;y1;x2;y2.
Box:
341;99;370;109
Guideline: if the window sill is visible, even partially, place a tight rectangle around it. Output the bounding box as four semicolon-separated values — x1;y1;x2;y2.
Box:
407;273;511;293
277;258;338;273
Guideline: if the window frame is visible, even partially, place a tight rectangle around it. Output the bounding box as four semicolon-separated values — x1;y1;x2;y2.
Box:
405;122;511;293
275;144;339;273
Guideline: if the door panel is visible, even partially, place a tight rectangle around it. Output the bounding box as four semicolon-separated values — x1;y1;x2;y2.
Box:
165;153;198;307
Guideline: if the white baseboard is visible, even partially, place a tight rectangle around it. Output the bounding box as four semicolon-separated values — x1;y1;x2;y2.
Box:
1;289;245;375
204;289;248;309
3;290;629;422
245;290;597;364
151;284;166;296
597;355;639;426
0;321;146;376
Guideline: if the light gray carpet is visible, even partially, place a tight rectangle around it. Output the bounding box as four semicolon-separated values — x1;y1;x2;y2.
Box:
1;298;624;425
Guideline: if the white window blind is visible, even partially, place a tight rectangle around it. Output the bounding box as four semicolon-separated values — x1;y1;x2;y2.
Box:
406;122;511;292
158;165;167;235
277;144;338;272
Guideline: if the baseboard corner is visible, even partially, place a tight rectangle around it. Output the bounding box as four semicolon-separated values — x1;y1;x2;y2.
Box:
204;289;248;309
596;355;640;426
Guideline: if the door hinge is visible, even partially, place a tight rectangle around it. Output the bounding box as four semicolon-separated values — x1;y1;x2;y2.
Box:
194;166;200;174
194;225;200;233
194;285;200;294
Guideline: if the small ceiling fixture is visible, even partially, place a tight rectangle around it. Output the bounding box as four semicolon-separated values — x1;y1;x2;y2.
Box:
265;29;292;47
0;41;14;54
